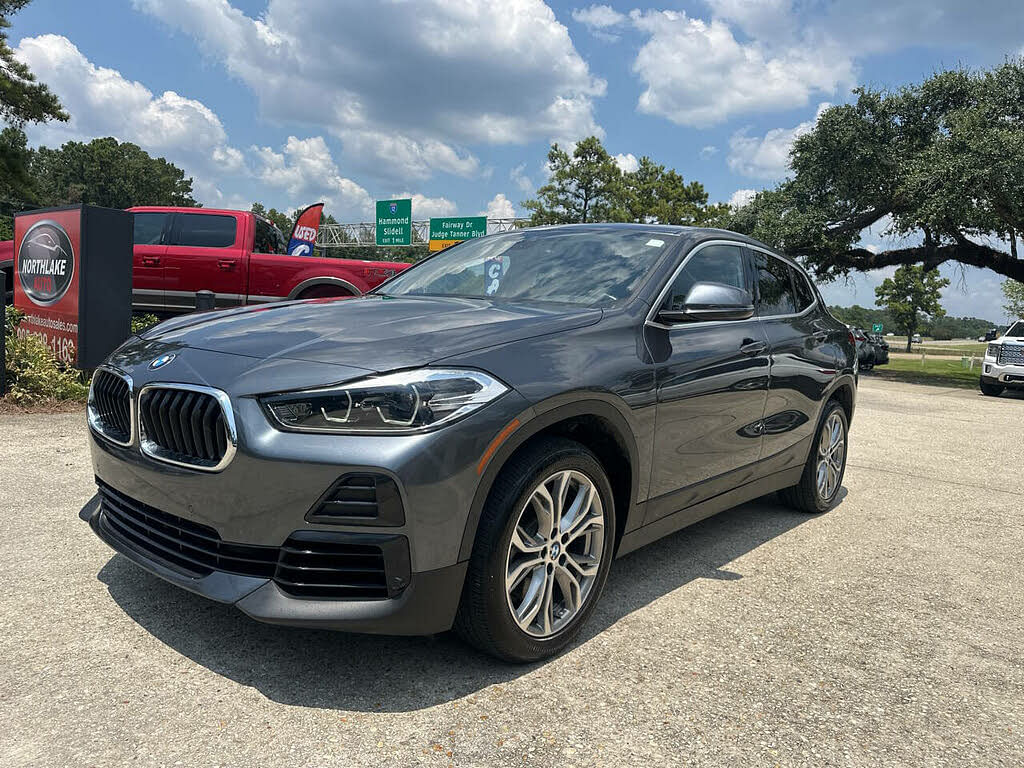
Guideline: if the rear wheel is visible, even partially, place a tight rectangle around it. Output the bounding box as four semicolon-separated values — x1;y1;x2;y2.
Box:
455;437;615;662
979;376;1004;397
780;400;848;514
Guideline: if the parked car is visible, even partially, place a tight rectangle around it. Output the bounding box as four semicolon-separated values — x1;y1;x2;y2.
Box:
0;207;410;314
980;320;1024;396
849;327;876;370
977;329;1000;342
83;224;857;662
868;333;889;365
911;333;923;344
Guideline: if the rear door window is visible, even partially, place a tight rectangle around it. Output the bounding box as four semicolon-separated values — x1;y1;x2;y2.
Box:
791;266;816;311
664;243;748;311
171;214;237;248
133;212;168;245
755;253;797;316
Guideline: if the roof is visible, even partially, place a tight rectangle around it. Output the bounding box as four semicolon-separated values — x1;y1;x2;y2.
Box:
128;206;249;216
517;222;779;254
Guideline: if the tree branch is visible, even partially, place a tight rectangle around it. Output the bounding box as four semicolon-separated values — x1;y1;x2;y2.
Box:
801;242;1024;282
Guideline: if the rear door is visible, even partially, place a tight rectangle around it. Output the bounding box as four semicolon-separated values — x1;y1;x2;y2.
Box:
131;211;171;311
754;250;839;462
163;212;247;311
646;241;770;521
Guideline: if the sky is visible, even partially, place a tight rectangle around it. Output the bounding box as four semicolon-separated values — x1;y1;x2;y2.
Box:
8;0;1024;321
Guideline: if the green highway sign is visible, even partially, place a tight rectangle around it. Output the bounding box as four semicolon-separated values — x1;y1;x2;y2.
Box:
428;216;487;251
872;323;883;332
375;198;412;246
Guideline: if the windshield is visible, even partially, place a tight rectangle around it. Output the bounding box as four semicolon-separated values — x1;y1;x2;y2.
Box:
1006;321;1024;337
376;229;676;307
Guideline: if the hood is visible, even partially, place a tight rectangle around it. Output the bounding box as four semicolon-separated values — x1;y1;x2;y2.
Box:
141;294;602;371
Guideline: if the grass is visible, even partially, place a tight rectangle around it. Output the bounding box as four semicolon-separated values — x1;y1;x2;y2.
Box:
872;355;981;387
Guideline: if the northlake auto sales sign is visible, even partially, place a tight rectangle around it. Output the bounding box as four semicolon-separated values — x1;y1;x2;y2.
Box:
14;210;82;366
13;205;133;369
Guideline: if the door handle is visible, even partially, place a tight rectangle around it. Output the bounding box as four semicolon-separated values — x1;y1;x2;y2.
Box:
141;256;161;266
739;338;767;356
217;259;237;271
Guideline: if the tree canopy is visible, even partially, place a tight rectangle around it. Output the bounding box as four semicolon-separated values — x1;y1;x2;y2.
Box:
0;1;66;127
1003;280;1024;320
875;266;950;351
728;60;1024;284
250;202;293;234
523;136;724;227
30;137;196;209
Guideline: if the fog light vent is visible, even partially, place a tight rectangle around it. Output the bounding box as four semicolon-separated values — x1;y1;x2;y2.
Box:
306;473;405;526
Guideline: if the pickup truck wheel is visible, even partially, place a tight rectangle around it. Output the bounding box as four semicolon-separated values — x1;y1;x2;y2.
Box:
979;376;1004;397
455;437;616;663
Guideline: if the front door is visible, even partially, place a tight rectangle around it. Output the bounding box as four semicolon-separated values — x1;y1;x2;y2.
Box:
646;242;770;521
131;211;170;312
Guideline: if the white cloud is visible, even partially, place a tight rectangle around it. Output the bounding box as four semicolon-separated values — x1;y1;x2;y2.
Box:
628;9;852;127
699;145;718;159
480;193;517;219
727;102;830;179
614;152;640;173
339;130;479;182
572;4;628;30
135;0;606;179
393;193;458;220
14;34;243;201
727;188;757;208
254;136;373;219
510;164;534;193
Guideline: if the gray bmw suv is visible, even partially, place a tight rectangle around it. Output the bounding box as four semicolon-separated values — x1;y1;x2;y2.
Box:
84;224;856;662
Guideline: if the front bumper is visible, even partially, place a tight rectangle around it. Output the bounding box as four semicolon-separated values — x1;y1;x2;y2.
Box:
982;360;1024;386
83;489;469;635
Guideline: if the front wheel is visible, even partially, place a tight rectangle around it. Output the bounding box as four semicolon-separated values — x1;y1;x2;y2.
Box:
780;400;848;514
455;437;616;662
979;376;1004;397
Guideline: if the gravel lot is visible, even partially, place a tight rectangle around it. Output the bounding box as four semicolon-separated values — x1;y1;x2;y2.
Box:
1;378;1022;767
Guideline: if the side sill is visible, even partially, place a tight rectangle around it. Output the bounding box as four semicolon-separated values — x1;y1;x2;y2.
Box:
615;466;803;558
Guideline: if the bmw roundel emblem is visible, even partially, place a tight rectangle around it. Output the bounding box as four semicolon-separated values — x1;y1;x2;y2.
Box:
149;353;176;370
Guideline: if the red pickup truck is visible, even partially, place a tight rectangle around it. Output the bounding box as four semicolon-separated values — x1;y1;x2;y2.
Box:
1;206;409;312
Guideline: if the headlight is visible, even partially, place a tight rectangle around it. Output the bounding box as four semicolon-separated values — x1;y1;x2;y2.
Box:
987;343;1000;359
260;368;508;433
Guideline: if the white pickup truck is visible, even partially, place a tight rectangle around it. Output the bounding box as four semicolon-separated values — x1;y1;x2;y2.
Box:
980;320;1024;396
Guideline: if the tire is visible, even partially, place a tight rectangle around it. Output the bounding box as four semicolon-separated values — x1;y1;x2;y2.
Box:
455;437;616;662
979;376;1004;397
779;400;848;514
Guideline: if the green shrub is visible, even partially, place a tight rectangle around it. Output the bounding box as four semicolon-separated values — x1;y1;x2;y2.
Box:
4;305;23;332
3;311;89;405
131;313;160;335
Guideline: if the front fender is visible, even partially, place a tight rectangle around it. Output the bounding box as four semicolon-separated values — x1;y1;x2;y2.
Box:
456;393;644;563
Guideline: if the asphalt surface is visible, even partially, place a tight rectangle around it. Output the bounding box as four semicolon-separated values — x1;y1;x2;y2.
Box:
1;378;1022;767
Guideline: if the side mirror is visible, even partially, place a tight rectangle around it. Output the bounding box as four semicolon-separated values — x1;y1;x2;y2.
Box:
657;282;755;324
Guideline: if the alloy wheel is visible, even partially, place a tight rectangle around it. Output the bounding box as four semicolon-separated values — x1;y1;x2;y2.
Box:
816;411;845;501
504;470;605;638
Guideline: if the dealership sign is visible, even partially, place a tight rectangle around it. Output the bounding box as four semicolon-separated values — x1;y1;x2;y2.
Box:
13;205;133;369
428;216;487;252
375;198;412;246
